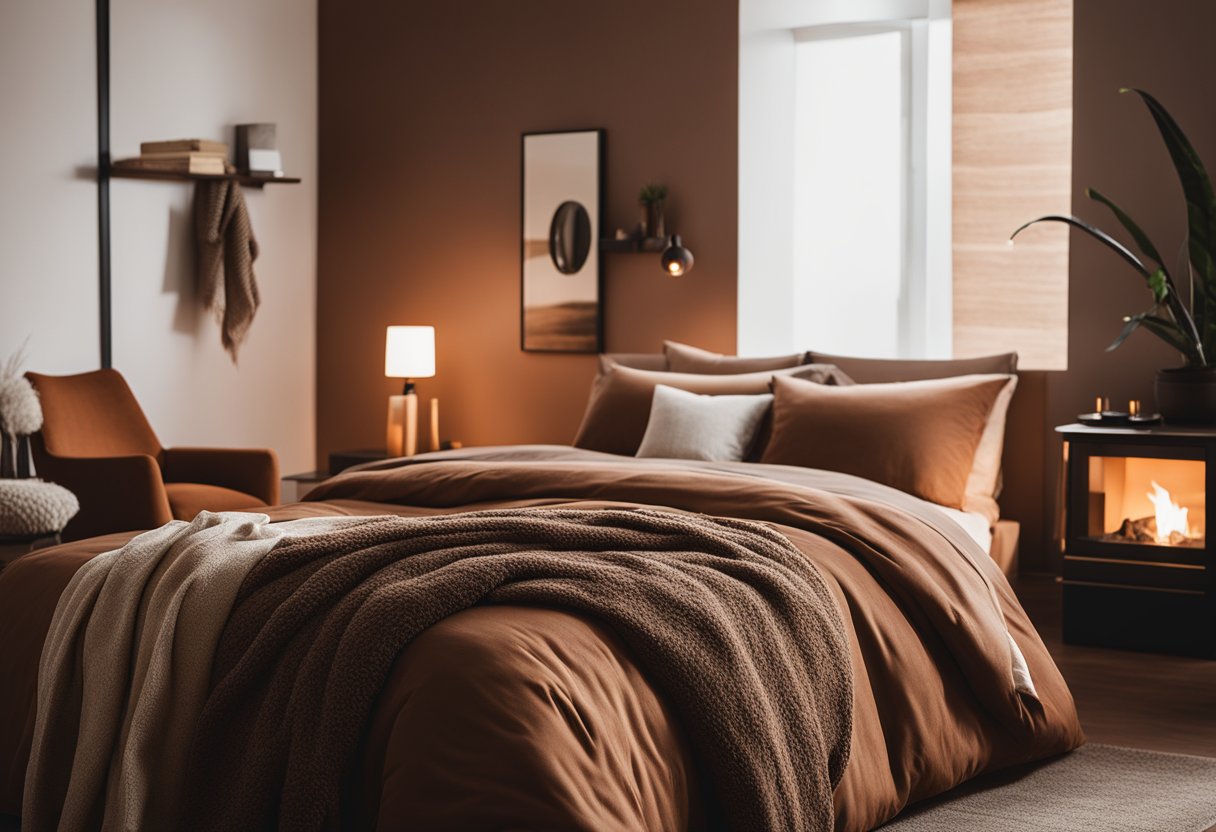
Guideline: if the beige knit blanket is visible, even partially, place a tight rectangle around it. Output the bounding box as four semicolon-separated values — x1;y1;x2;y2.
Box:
178;508;853;832
195;179;259;361
22;511;378;832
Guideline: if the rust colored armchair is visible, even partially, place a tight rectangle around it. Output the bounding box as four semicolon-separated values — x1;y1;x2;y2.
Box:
27;369;279;541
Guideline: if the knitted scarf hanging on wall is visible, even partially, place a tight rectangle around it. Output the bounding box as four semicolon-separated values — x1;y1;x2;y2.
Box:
194;180;260;362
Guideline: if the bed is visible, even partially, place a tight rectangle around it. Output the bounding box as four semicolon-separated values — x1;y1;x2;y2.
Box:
0;345;1082;831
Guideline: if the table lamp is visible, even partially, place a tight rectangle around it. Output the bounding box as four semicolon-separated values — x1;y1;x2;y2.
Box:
385;325;435;457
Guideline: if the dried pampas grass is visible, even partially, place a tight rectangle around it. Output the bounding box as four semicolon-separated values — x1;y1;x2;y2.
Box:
0;345;42;436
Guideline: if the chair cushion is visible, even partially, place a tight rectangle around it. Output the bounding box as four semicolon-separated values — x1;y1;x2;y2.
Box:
164;482;267;521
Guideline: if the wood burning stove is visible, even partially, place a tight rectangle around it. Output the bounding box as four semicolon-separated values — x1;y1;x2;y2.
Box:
1058;423;1216;657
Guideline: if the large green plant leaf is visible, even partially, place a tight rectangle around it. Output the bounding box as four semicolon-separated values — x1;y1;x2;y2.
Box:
1013;212;1207;363
1086;188;1167;269
1123;88;1216;357
1109;306;1203;363
1086;188;1203;352
1011;214;1151;276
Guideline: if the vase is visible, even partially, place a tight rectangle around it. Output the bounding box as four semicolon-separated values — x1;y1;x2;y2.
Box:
647;200;666;239
1156;366;1216;425
0;431;12;478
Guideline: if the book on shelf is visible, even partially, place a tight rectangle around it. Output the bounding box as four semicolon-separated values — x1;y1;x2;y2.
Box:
138;149;228;161
139;138;228;155
112;155;228;175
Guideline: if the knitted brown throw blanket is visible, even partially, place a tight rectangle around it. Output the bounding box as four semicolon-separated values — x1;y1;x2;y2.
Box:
180;508;853;831
194;179;259;361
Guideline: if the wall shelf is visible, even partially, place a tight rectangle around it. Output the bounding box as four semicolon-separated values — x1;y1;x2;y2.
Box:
108;167;301;188
600;236;669;253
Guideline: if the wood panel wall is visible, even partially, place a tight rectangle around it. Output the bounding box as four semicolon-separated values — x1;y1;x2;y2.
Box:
953;0;1073;371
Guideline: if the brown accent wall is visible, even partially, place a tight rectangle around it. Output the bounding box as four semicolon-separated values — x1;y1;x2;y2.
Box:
1025;0;1216;570
317;0;738;461
318;0;1216;575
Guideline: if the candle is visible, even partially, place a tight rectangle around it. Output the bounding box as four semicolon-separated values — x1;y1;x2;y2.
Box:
1096;396;1110;413
1129;399;1141;416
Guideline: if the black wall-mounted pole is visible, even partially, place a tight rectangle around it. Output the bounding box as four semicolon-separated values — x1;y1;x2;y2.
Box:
96;0;112;369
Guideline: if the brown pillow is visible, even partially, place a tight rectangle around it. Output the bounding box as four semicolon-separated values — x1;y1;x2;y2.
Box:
574;364;851;457
664;341;806;374
760;374;1010;508
804;350;1019;521
803;350;1017;383
599;352;668;373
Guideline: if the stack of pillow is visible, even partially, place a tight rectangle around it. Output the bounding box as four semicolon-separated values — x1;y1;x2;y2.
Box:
572;341;1017;519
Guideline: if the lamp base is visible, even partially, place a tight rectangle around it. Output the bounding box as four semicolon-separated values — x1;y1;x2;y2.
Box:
387;392;418;457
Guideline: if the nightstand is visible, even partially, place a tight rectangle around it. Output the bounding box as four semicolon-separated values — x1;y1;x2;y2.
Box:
328;449;389;475
280;470;331;503
281;450;389;503
1057;423;1216;657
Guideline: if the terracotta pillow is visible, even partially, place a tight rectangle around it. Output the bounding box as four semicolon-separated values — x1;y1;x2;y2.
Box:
664;341;806;374
599;352;668;373
805;350;1019;522
574;364;851;457
760;374;1010;509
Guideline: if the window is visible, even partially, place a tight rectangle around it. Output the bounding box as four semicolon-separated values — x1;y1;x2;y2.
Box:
739;0;1070;369
738;1;952;360
792;28;909;357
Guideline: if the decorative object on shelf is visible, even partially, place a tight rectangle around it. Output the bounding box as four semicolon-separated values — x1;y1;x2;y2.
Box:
639;183;667;239
235;123;284;178
1077;396;1163;428
660;234;695;277
113;137;230;175
385;326;436;457
0;348;41;478
521;129;604;353
1013;88;1216;425
106;137;299;187
196;179;260;362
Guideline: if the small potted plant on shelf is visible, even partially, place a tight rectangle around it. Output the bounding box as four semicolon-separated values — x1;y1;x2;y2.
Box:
1014;88;1216;425
639;183;668;239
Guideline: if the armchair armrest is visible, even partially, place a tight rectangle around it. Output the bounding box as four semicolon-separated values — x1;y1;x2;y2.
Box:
162;447;280;506
35;453;172;541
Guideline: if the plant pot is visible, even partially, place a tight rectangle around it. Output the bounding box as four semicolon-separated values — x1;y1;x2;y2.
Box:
647;201;666;239
1156;366;1216;425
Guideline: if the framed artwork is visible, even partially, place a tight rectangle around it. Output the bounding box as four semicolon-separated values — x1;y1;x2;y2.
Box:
520;129;604;352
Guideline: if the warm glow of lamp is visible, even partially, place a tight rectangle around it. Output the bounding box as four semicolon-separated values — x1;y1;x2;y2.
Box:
385;326;435;457
385;326;436;380
660;234;694;277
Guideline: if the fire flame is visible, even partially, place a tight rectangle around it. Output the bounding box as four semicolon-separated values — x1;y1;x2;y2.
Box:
1146;480;1190;544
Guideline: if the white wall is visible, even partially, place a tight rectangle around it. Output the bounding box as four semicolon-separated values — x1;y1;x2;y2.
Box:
0;0;99;373
0;0;316;474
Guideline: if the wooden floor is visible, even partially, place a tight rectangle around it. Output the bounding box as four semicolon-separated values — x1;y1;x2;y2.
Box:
1015;574;1216;757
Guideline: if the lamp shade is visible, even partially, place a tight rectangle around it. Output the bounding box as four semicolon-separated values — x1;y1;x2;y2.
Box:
385;326;436;379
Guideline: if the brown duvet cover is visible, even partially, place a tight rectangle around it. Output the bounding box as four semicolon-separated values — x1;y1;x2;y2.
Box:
0;445;1083;831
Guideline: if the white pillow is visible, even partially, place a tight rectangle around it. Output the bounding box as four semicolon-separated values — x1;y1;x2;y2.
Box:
636;384;773;462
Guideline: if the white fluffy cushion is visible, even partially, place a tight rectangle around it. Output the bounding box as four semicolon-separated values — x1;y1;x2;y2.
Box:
0;478;78;536
636;385;773;462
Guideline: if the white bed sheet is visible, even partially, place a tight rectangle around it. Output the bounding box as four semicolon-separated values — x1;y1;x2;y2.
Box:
933;505;993;554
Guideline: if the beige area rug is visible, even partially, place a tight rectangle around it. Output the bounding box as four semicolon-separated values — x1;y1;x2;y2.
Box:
880;744;1216;832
